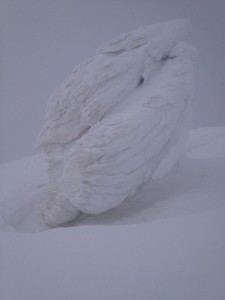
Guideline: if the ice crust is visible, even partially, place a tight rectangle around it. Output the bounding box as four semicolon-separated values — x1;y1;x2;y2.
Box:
37;19;196;227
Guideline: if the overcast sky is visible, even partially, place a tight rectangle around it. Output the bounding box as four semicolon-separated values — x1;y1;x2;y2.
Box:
1;0;225;163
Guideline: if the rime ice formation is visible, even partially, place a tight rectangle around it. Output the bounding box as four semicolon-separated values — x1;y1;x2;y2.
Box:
37;19;196;227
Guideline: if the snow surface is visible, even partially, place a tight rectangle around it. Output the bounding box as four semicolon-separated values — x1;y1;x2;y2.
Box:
0;127;225;299
187;126;225;159
36;20;196;227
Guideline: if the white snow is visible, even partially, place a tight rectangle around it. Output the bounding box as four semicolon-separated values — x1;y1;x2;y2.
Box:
187;126;225;159
1;208;225;300
0;127;225;299
36;20;196;227
1;4;225;299
1;127;225;231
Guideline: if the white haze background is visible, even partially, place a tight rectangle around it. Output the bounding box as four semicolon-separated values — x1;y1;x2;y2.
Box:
1;0;225;163
1;2;225;300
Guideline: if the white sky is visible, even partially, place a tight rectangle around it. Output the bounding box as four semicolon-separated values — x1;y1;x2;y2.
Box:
1;0;225;162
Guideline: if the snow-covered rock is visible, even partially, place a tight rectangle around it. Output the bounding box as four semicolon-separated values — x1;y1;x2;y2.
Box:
1;126;225;232
36;19;196;227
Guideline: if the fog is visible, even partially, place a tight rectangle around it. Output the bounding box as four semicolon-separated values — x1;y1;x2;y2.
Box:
1;0;225;163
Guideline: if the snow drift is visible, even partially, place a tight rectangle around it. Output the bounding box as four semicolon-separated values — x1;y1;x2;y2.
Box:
1;126;225;300
36;19;196;227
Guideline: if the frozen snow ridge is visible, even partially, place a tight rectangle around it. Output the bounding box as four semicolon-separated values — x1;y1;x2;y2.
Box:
36;19;196;227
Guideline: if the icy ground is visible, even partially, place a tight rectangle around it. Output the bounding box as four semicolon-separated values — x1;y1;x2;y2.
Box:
0;127;225;300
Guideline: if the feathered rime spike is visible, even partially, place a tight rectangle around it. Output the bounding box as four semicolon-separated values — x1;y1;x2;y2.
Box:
37;19;196;227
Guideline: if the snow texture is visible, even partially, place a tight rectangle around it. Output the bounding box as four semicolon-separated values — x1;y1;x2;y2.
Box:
187;126;225;159
0;127;225;300
1;126;225;231
36;19;196;227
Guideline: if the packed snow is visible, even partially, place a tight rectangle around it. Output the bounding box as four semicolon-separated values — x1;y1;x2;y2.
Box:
0;127;225;300
36;20;196;227
0;126;225;232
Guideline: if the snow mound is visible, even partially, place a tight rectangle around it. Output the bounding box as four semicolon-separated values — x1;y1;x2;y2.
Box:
0;127;225;300
36;19;196;227
0;126;225;232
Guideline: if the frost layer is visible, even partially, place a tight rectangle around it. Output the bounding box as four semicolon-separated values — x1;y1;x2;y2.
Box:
37;19;196;227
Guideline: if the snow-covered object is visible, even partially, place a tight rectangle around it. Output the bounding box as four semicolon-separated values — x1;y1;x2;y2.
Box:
37;19;196;227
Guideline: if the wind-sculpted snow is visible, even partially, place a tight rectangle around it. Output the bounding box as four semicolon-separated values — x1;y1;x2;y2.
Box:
36;20;196;227
1;126;225;233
